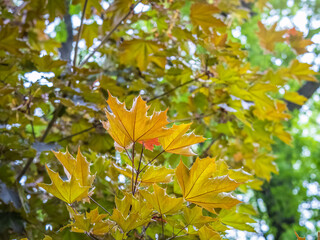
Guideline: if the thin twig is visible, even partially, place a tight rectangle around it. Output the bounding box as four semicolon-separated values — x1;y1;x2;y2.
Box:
73;0;89;68
40;104;64;142
30;120;35;140
161;214;164;238
48;125;95;144
89;196;111;215
79;1;142;68
138;150;165;174
16;157;35;183
147;73;207;103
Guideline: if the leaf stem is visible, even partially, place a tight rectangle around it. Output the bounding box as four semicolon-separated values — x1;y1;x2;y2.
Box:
79;1;142;68
73;0;88;68
131;142;135;194
138;150;165;174
89;196;111;215
133;144;144;195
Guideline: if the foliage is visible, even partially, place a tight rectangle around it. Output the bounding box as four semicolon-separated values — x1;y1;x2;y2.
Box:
0;0;318;239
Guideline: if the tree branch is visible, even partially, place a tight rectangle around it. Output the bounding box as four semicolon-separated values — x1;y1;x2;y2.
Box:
79;1;142;68
147;73;207;103
89;196;111;215
73;0;89;68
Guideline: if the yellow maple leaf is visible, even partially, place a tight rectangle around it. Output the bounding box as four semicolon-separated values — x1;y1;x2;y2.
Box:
38;165;90;204
198;225;221;240
218;207;255;232
245;153;278;181
140;184;183;215
190;3;225;32
284;91;308;106
38;148;94;204
176;157;241;213
115;193;153;223
257;21;286;52
287;59;318;82
53;148;95;188
111;209;149;233
104;92;170;150
158;123;206;156
183;206;215;228
66;206;112;235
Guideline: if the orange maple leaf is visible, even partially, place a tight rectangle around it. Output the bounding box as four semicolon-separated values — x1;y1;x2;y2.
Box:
103;91;170;150
139;138;161;151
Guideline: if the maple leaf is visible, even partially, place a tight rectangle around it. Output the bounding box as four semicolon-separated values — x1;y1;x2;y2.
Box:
115;193;153;223
218;207;255;232
190;3;225;32
54;148;95;188
287;28;313;55
111;209;149;233
104;92;170;150
176;157;241;213
38;165;90;204
38;148;94;204
183;206;215;228
245;153;278;181
158;123;206;156
284;91;308;106
140;184;183;215
119;40;166;71
286;59;318;82
198;225;221;240
257;21;286;52
66;206;112;235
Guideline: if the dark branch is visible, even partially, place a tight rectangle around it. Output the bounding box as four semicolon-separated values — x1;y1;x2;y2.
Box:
73;0;88;68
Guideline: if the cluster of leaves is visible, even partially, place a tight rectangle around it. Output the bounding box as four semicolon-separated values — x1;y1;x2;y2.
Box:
37;94;251;239
0;0;318;239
